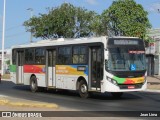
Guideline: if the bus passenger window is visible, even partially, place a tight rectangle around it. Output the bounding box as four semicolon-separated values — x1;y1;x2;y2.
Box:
72;46;86;64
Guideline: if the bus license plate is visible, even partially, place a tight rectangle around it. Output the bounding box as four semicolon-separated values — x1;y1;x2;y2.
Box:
128;86;135;89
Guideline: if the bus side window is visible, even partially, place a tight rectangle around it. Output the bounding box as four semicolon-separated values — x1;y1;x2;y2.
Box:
58;47;71;64
25;48;35;64
73;47;79;64
72;46;86;64
35;48;45;65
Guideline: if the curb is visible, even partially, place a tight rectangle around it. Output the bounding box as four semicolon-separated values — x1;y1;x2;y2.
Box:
144;89;160;93
1;79;10;81
152;76;160;80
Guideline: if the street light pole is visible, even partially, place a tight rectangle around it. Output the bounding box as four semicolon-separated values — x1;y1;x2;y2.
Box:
27;8;33;43
1;0;6;75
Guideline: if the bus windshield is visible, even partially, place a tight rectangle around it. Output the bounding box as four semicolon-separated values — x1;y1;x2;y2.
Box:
107;47;146;71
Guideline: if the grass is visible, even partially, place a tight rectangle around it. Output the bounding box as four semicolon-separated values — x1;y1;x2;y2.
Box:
0;97;58;109
1;74;10;79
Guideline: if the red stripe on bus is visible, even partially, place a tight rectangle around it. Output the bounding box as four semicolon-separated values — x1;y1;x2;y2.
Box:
23;65;45;74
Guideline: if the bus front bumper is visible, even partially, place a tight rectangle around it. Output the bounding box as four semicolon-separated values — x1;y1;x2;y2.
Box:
101;79;147;93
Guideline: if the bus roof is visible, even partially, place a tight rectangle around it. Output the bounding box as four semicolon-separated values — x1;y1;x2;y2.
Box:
11;36;140;49
12;36;107;49
112;36;139;39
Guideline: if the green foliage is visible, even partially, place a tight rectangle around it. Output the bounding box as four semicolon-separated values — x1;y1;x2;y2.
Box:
90;15;107;36
143;35;155;47
5;60;10;65
24;1;151;39
24;3;98;39
101;0;151;38
144;35;154;43
75;7;98;37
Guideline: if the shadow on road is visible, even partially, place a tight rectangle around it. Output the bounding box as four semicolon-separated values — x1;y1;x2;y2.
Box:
2;80;160;111
0;80;143;102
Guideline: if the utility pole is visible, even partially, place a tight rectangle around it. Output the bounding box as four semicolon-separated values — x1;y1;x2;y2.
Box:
27;8;33;43
1;0;6;75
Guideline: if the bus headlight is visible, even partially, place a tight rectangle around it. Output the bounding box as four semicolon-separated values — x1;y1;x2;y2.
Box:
112;80;117;85
108;77;112;82
106;76;118;85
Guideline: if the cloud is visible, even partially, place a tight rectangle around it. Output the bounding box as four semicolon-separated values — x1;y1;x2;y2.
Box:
86;0;98;5
148;3;160;13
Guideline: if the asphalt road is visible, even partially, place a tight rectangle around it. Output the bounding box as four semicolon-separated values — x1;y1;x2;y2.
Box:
0;80;160;117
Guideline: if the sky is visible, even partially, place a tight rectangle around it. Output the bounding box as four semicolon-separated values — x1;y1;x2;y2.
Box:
0;0;160;49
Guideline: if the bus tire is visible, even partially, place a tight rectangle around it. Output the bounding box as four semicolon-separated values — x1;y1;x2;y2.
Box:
78;80;89;98
30;76;38;92
111;92;123;98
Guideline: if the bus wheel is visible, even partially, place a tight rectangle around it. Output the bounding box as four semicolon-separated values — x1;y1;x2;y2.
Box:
30;76;38;92
111;92;123;98
78;80;89;98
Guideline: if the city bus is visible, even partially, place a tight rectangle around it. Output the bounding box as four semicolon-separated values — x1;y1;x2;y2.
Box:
10;36;147;98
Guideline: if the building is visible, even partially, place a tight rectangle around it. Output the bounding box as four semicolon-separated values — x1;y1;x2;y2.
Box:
0;49;11;73
146;28;160;76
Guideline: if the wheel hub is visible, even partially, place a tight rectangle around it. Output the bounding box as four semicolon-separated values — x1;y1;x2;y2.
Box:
81;84;87;93
31;81;36;89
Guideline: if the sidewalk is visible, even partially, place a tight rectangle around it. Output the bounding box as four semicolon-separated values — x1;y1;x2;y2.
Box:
146;76;160;92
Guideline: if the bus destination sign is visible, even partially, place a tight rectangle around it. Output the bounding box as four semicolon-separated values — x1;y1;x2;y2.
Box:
114;40;138;45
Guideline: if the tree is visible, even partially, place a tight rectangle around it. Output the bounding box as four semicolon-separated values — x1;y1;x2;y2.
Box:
5;60;10;66
90;15;107;36
101;0;151;38
75;7;98;37
24;3;98;39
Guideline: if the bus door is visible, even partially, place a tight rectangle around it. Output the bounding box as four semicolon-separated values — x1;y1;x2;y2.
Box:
16;50;24;84
46;49;56;87
90;46;103;90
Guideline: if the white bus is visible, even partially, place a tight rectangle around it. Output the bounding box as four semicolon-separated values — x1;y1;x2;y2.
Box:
10;36;147;98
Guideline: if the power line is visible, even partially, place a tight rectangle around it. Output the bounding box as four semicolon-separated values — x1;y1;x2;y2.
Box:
0;24;23;32
0;31;27;39
5;25;22;31
5;32;27;38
